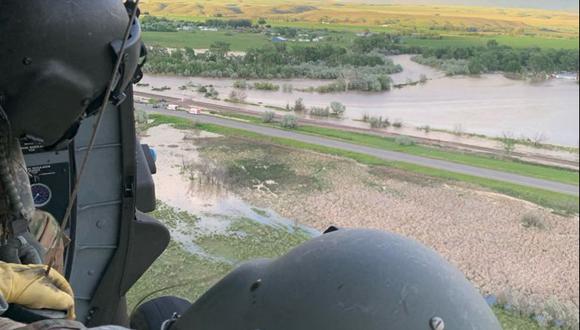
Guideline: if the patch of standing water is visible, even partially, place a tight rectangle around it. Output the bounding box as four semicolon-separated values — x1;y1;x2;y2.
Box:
142;125;319;259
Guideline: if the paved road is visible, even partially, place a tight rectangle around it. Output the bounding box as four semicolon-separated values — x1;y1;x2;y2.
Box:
146;108;579;196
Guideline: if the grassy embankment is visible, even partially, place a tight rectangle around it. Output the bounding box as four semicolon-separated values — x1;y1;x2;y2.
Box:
127;202;561;330
145;114;579;215
211;111;579;186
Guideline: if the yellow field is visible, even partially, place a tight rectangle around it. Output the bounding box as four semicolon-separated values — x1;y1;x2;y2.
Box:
140;0;579;37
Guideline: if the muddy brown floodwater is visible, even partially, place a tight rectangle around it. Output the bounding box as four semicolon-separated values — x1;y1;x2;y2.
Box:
137;55;580;147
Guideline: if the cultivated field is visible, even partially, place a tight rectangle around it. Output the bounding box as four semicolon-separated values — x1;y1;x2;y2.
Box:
140;0;579;38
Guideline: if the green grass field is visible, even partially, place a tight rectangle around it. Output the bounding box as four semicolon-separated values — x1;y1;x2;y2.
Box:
404;34;580;49
143;30;353;50
143;31;272;50
141;0;579;38
143;29;579;51
147;114;579;215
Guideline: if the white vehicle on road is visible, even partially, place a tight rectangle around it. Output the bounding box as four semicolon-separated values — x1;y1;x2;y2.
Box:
188;107;202;115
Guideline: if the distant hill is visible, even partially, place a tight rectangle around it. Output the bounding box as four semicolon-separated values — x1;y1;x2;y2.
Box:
344;0;579;11
141;0;579;39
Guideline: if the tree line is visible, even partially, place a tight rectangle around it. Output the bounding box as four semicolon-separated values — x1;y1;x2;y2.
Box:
145;42;402;92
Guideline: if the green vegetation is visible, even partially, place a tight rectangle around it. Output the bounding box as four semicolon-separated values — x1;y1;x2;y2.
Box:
253;81;280;91
127;190;568;330
145;42;401;91
127;202;312;309
521;213;547;230
146;114;579;215
404;35;580;50
280;114;299;129
148;112;579;186
145;30;578;83
412;41;579;76
140;1;579;39
284;125;578;186
261;111;275;123
143;31;272;50
493;307;559;330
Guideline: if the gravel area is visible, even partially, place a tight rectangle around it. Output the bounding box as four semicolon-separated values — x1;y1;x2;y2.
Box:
216;141;580;317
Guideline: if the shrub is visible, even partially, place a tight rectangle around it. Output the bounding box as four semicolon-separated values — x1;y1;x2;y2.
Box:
282;84;294;93
228;89;247;102
309;106;330;117
330;102;346;117
254;82;280;91
521;213;546;230
453;124;464;136
369;116;390;129
280;114;298;129
417;125;431;133
233;80;249;89
262;111;276;123
500;132;517;155
293;98;306;112
396;136;416;146
393;120;403;129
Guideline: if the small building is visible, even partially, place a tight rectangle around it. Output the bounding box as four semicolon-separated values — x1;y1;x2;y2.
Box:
272;36;287;43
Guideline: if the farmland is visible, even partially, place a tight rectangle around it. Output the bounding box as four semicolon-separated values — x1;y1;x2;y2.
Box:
143;30;580;51
140;0;579;39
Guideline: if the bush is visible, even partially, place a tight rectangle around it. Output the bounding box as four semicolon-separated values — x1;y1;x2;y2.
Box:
396;136;416;146
228;90;247;102
393;121;403;129
293;98;306;112
233;80;249;89
262;111;276;123
521;214;546;230
369;116;390;129
254;82;280;91
500;132;517;155
280;114;298;129
309;106;330;117
417;125;431;133
330;102;346;117
282;83;294;93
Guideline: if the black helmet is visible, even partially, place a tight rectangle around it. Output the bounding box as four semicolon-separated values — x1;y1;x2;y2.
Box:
172;229;501;330
0;0;143;146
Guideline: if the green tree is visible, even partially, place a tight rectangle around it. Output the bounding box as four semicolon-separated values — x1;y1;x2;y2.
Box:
209;41;231;59
330;102;346;117
468;57;484;74
487;39;499;48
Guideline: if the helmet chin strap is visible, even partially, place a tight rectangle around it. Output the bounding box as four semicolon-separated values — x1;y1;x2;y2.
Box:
0;108;43;264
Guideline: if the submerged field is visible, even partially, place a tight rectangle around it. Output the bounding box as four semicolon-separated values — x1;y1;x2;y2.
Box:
128;122;579;329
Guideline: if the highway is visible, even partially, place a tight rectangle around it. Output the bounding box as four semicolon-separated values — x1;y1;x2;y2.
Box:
144;107;580;196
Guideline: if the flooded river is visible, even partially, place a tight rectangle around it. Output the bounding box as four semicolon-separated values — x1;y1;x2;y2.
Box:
138;55;579;146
